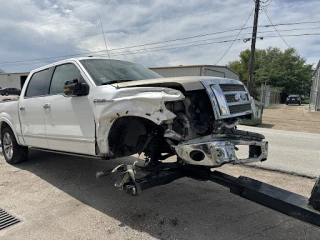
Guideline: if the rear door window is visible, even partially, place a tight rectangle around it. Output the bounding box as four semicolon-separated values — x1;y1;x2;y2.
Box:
25;69;51;98
49;64;82;95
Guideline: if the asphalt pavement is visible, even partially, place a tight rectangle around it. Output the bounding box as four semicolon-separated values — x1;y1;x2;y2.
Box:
1;150;320;240
238;125;320;178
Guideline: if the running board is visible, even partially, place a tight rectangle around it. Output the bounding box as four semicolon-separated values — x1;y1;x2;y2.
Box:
109;163;320;228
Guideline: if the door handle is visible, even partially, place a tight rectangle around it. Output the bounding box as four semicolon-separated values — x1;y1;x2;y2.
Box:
19;106;25;111
43;103;51;110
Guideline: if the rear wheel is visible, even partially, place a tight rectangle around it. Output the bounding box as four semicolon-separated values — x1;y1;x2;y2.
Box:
1;127;28;164
5;92;8;96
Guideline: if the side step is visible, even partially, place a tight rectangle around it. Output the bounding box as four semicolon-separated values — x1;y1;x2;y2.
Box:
109;164;320;228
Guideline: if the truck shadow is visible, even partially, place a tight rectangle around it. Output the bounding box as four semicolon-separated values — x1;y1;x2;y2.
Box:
15;149;320;240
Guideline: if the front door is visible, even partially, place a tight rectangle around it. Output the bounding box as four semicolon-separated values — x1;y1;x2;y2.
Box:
19;68;51;148
43;63;96;155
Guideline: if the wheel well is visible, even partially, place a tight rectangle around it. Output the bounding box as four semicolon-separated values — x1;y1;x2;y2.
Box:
108;116;159;158
0;121;11;135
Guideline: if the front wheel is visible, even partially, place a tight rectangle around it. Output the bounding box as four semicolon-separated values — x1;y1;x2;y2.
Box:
1;127;28;164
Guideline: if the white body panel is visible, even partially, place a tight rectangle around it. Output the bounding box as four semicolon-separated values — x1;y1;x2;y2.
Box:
18;97;48;148
0;57;249;158
42;94;96;155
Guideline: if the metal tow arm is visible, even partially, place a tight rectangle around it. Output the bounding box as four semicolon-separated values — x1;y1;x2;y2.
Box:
111;164;141;196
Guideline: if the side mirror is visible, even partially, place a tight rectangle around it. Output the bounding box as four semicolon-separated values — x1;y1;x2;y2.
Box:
64;79;89;96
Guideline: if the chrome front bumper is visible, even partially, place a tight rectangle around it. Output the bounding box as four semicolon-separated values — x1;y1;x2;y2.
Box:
172;135;268;167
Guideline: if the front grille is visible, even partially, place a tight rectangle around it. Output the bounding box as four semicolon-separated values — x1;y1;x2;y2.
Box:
225;94;236;103
220;84;245;92
225;94;249;103
229;104;251;114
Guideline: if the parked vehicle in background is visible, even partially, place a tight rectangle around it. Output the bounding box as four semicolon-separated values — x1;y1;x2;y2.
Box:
286;95;301;105
0;87;21;96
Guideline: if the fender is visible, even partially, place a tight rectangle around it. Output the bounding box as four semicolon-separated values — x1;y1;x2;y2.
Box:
0;116;23;146
91;87;185;155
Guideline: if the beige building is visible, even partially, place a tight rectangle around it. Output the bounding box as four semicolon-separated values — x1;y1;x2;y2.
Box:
0;72;29;89
149;64;240;80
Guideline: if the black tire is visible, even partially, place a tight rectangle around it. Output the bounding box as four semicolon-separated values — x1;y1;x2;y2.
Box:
1;127;28;164
5;93;9;96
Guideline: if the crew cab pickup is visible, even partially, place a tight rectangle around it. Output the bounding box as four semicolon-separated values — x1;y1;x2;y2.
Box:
0;57;267;169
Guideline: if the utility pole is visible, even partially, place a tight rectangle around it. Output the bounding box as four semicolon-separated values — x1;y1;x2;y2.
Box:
247;0;260;93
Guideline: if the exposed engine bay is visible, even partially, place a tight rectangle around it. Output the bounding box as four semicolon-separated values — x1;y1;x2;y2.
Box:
165;90;239;140
108;79;268;169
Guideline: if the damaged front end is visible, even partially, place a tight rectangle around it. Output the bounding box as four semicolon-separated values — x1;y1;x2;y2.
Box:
163;78;268;168
169;131;268;167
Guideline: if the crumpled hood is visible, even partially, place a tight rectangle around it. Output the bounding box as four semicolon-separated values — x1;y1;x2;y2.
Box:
112;76;209;91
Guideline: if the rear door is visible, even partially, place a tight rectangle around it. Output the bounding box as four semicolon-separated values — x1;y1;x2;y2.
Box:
19;68;52;148
42;62;96;155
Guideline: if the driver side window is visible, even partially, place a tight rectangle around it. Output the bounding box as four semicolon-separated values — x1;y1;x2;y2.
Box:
50;63;82;95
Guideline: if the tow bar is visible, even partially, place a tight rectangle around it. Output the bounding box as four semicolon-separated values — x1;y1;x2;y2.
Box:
106;163;320;228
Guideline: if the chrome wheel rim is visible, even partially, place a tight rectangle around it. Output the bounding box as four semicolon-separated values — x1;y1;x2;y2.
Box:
3;133;13;160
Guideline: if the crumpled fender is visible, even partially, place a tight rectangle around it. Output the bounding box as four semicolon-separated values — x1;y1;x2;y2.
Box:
90;86;184;155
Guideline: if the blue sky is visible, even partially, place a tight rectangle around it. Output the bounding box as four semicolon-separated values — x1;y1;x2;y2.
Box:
0;0;320;72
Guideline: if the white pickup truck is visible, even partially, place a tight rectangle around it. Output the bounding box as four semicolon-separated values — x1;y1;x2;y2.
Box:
0;57;267;169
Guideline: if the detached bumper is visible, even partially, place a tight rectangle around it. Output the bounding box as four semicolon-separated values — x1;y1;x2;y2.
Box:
172;135;268;167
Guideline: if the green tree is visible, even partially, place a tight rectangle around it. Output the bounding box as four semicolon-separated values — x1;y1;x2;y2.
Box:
228;47;313;97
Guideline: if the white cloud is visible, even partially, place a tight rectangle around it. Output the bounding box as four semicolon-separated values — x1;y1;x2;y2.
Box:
0;0;319;72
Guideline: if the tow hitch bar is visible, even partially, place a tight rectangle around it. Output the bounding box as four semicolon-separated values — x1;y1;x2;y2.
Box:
108;163;320;228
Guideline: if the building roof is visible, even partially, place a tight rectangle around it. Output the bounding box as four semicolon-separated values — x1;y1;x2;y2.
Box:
149;64;239;76
0;72;29;75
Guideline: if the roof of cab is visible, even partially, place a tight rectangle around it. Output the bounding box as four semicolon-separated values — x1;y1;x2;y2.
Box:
30;57;122;73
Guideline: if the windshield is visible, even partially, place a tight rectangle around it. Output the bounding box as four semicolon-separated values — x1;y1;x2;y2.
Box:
80;59;162;85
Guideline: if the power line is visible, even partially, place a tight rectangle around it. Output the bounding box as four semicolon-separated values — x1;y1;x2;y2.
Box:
4;21;320;53
262;7;290;48
2;32;320;68
265;20;320;27
0;24;266;65
69;32;320;58
111;32;320;58
215;8;254;64
2;30;320;68
0;27;259;65
0;34;241;67
2;38;243;68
